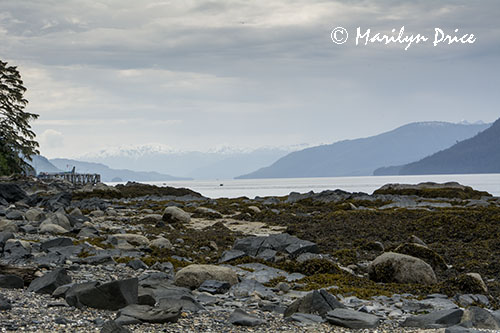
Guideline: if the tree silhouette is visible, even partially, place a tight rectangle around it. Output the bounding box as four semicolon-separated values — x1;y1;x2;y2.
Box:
0;60;39;175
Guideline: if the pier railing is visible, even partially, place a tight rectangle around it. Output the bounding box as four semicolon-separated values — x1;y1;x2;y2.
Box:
37;172;101;185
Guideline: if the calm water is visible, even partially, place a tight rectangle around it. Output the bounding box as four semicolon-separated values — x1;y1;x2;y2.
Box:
114;174;500;199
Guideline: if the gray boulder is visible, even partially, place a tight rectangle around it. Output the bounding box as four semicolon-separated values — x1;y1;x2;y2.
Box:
285;289;344;318
326;308;380;329
25;208;46;223
368;252;437;285
460;306;500;330
40;237;74;251
0;231;14;250
5;210;24;220
100;320;131;333
0;183;27;203
174;264;238;289
117;304;181;324
28;268;72;294
0;274;24;289
445;326;482;333
233;233;318;259
402;309;464;328
229;309;265;327
287;313;326;324
127;259;148;270
162;206;191;224
231;279;275;299
65;278;138;310
218;250;246;263
40;213;72;232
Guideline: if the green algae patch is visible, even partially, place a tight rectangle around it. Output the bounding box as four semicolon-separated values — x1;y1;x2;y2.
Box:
296;273;434;299
332;249;359;266
74;237;113;249
140;255;190;269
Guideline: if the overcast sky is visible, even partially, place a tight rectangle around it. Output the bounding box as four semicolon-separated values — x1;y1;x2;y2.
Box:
1;0;499;158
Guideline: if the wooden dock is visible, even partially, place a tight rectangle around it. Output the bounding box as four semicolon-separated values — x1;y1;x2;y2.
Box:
38;171;101;185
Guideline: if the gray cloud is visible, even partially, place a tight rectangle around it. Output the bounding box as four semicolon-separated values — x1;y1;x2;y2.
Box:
0;0;498;157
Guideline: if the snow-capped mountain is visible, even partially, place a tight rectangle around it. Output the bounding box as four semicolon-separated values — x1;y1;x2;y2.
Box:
78;144;307;180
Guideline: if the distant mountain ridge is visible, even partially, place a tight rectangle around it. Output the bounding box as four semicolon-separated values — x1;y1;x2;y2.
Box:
49;158;190;182
78;145;306;180
29;155;62;173
374;117;500;175
237;121;491;179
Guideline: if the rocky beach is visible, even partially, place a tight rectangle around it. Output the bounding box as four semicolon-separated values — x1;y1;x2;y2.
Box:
1;177;500;332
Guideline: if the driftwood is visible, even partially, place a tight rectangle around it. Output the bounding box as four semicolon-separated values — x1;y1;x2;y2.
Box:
0;263;39;285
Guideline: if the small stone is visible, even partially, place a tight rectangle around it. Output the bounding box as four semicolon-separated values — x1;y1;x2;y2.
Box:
0;294;12;310
100;320;132;333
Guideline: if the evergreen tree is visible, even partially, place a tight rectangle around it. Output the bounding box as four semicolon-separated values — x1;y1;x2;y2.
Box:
0;60;39;175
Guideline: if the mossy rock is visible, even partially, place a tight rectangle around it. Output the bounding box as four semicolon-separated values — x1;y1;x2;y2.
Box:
394;243;447;271
441;273;488;295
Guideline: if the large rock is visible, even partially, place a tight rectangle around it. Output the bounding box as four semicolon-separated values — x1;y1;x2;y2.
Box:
150;237;172;250
402;309;464;328
40;223;68;234
5;210;24;220
2;240;31;261
174;264;238;289
109;234;150;247
28;268;72;294
229;309;265;327
65;278;138;310
0;231;14;250
233;233;318;258
368;252;437;285
40;213;72;232
100;320;131;333
162;206;191;224
284;289;344;318
460;306;500;330
0;275;24;289
117;304;181;324
0;220;17;233
394;242;448;270
464;273;488;293
25;208;46;222
230;279;275;299
326;308;380;329
219;250;246;263
0;183;27;203
40;237;74;251
39;192;72;211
